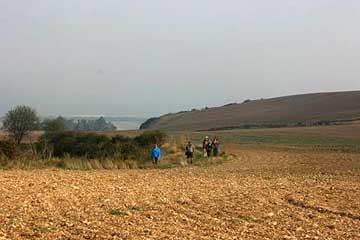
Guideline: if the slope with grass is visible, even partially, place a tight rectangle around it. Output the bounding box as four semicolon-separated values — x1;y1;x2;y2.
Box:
141;91;360;131
184;123;360;150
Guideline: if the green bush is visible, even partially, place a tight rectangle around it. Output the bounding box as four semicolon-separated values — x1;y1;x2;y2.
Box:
48;131;78;157
46;132;111;158
0;140;17;159
111;135;133;144
40;131;167;161
118;142;140;160
134;130;167;147
75;134;112;158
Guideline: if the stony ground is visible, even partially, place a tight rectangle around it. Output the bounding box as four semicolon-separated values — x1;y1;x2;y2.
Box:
0;145;359;239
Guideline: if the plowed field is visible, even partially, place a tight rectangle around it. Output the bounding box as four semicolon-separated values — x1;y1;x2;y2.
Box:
0;145;359;239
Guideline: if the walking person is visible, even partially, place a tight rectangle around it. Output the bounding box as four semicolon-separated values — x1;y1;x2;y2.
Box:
151;144;162;165
206;139;212;158
212;137;220;157
185;141;195;164
202;136;210;157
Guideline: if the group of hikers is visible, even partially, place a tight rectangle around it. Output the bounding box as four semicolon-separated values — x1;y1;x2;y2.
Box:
150;136;220;165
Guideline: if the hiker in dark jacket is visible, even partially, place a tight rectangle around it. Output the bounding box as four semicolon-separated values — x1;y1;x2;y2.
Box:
206;140;212;158
185;141;195;164
202;136;210;157
212;137;220;157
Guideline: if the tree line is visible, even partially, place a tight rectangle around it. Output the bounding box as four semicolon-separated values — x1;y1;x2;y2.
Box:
41;116;116;132
1;105;116;144
0;106;166;167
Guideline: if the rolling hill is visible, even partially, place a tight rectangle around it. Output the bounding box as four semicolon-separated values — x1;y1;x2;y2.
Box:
140;91;360;131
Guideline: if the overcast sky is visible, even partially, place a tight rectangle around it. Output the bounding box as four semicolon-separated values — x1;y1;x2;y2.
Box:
0;1;359;117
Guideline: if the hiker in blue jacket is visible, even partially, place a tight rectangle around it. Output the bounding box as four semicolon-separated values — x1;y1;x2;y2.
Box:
151;144;162;165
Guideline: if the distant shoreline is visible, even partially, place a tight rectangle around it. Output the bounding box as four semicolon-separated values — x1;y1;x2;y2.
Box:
110;120;144;130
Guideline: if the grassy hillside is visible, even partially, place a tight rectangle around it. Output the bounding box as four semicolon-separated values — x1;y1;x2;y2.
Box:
141;91;360;131
183;123;360;151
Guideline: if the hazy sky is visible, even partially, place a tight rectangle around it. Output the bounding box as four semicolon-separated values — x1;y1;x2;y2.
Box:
0;1;359;117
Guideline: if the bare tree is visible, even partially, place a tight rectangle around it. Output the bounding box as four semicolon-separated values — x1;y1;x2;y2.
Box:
2;106;39;144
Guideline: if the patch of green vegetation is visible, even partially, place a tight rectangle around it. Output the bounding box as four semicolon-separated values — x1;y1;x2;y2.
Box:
231;218;241;225
190;131;360;149
38;130;166;160
109;208;125;216
109;205;142;216
193;153;228;167
232;214;261;223
127;205;142;211
154;163;175;170
222;134;358;146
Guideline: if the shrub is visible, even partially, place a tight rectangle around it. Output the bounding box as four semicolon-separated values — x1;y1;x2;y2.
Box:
134;130;167;147
116;142;142;160
111;135;133;144
74;133;111;158
47;132;112;159
40;131;167;161
48;131;78;157
0;140;17;159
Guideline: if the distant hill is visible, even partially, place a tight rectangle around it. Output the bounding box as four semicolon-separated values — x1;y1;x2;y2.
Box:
140;91;360;131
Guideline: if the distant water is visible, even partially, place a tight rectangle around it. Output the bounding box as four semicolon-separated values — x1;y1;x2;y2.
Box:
110;120;143;130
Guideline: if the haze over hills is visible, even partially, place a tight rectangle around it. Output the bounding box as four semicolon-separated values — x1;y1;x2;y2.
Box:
140;91;360;131
0;115;146;131
66;116;147;130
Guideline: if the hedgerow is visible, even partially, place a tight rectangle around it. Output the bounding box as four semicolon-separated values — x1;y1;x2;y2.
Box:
37;131;167;160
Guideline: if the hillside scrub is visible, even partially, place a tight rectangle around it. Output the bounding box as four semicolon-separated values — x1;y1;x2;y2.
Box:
37;130;166;160
0;131;168;169
0;140;17;159
139;91;360;131
0;130;232;170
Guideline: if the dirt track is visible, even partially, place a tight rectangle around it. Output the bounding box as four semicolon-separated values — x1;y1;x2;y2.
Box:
0;146;359;239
